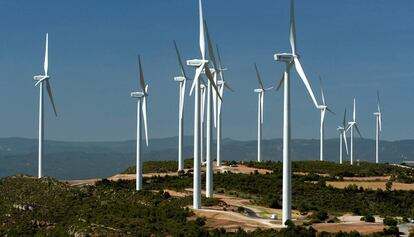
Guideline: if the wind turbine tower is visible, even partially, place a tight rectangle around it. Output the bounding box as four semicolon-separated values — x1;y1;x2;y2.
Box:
254;64;273;162
318;78;334;161
187;0;221;208
131;56;149;191
337;109;349;164
215;45;232;167
374;91;382;163
33;33;57;178
347;98;362;165
173;41;190;171
274;0;320;225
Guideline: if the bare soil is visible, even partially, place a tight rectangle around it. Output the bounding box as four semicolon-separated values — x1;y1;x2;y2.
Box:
326;181;414;191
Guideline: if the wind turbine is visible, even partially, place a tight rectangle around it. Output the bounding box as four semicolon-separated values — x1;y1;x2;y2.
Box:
216;45;233;167
337;109;349;164
131;56;149;191
374;91;382;164
318;78;334;161
201;19;222;197
187;0;221;208
274;0;320;225
173;41;190;171
33;33;57;178
253;64;273;162
347;98;362;165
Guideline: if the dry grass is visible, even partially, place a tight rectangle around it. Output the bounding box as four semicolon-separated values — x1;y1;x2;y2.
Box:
327;181;414;191
313;223;384;234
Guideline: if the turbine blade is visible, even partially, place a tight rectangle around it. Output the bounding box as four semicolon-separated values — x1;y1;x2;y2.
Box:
289;0;296;55
216;44;225;81
326;107;335;115
377;90;382;131
379;114;382;132
321;109;326;126
260;93;264;124
224;82;234;92
377;90;381;114
217;82;224;115
179;81;186;120
189;64;204;96
198;0;205;60
213;73;217;128
201;86;206;122
319;76;326;106
205;65;222;101
276;72;285;91
142;96;149;146
294;58;319;108
343;108;347;128
343;131;349;155
138;56;146;95
173;40;188;79
254;63;265;90
35;77;47;87
45;80;57;117
44;33;49;76
353;98;356;122
204;20;218;71
265;86;274;91
354;124;363;138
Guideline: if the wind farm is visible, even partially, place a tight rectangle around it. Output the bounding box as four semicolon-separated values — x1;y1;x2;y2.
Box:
0;0;414;236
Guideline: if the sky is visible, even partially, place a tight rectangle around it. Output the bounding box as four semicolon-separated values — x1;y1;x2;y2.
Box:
0;0;413;142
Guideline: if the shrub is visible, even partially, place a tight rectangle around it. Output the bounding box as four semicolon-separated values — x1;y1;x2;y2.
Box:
383;217;398;226
360;214;375;223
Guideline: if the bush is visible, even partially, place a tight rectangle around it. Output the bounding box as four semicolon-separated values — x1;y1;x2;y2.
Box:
315;210;329;222
383;217;398;226
360;214;375;223
383;226;400;235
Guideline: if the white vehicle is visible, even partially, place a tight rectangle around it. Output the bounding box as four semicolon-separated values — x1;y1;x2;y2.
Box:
270;214;278;220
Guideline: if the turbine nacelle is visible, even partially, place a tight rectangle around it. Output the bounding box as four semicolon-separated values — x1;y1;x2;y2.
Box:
373;112;381;116
317;105;327;110
131;91;145;98
174;76;186;82
33;75;50;81
274;53;297;63
348;121;356;126
254;88;264;93
187;59;208;67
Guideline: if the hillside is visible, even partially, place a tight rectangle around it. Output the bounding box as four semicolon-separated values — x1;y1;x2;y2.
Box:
1;160;411;236
1;137;414;179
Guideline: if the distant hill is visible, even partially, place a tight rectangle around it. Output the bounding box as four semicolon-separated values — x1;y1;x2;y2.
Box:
0;137;413;179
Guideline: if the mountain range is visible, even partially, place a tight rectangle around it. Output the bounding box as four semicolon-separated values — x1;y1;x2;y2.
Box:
0;137;413;180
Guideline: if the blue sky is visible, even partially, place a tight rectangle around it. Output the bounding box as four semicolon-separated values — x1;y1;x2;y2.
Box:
0;0;413;142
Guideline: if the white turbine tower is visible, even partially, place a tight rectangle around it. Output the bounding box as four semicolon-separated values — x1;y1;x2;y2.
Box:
33;33;57;178
337;109;349;164
347;98;362;165
131;56;149;191
374;91;382;164
216;45;233;167
200;83;206;164
274;0;320;225
318;78;334;161
254;64;273;162
173;41;190;171
187;0;221;208
203;20;219;183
